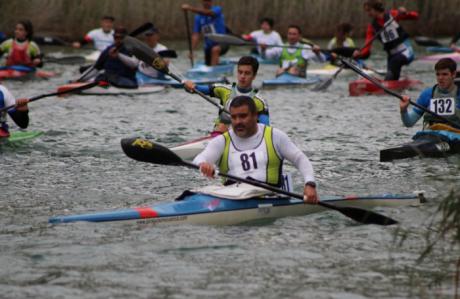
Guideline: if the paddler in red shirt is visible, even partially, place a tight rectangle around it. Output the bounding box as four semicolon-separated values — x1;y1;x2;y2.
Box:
353;0;418;81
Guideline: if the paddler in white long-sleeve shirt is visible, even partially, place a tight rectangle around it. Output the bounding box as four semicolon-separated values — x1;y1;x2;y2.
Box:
193;95;318;203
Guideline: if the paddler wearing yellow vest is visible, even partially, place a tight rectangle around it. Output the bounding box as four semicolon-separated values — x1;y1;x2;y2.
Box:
400;58;460;132
265;25;327;78
193;96;318;204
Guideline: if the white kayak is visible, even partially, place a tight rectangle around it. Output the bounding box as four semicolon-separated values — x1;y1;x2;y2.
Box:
309;63;384;77
170;133;219;160
57;82;165;95
84;50;101;62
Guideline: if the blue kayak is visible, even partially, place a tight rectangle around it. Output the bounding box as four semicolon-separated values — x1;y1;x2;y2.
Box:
135;72;228;88
426;46;454;53
262;73;321;88
380;129;460;162
185;62;234;78
49;190;421;226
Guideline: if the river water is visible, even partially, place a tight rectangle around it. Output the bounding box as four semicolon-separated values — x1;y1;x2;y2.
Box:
1;41;459;298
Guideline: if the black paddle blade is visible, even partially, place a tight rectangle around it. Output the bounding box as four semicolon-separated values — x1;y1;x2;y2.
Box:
330;47;357;58
157;49;178;58
130;22;154;37
320;202;398;225
414;36;443;47
312;77;333;92
121;137;184;166
123;36;169;73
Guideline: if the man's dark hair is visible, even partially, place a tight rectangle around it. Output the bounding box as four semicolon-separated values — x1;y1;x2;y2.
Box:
288;24;302;35
435;58;457;73
260;17;274;28
230;96;257;114
102;16;115;22
364;0;385;12
237;56;259;75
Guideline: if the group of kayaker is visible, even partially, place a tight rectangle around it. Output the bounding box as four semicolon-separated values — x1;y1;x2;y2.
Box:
1;0;460;205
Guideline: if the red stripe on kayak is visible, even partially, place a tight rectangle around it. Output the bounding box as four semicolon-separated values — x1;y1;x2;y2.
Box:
344;195;358;200
135;207;158;218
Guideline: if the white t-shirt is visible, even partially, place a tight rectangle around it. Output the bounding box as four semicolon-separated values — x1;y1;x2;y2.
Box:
85;28;114;51
138;43;168;78
193;124;315;184
0;85;16;122
249;30;283;58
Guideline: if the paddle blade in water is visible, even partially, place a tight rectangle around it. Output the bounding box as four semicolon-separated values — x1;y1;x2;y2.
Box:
312;77;333;91
414;36;443;47
320;202;398;225
121;138;184;166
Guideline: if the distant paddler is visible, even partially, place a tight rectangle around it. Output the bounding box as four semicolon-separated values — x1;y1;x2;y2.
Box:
0;20;42;67
183;56;269;133
400;58;460;131
265;25;328;78
0;84;29;138
327;23;355;50
137;26;170;80
181;0;228;66
72;15;115;52
352;0;419;81
241;17;283;60
92;27;139;88
193;95;319;203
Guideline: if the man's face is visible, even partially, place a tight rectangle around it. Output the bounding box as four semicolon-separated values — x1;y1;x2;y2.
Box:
202;0;212;9
113;34;124;47
237;65;255;89
101;19;114;33
260;21;271;33
287;28;300;44
230;105;258;138
364;5;379;18
436;68;456;90
145;33;159;47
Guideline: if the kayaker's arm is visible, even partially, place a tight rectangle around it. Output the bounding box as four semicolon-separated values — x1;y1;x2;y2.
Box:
193;135;226;178
272;128;315;184
390;8;419;21
182;4;217;17
399;90;430;127
8;99;29;129
117;52;139;69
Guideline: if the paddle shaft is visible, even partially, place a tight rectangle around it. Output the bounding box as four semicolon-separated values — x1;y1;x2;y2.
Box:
325;18;397;82
341;58;460;128
180;160;370;215
0;81;99;113
184;10;194;67
77;22;153;82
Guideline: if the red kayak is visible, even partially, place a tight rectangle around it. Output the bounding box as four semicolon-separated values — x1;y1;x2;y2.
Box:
349;77;422;96
0;66;55;80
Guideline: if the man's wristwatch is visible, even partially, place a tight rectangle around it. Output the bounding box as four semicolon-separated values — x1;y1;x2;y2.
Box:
305;181;316;188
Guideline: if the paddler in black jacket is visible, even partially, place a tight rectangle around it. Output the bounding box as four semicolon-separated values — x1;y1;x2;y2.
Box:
353;0;419;81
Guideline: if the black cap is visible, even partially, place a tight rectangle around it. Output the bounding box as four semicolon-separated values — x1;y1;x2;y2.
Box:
144;27;159;35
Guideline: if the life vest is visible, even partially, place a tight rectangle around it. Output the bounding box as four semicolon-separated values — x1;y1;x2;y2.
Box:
0;90;10;136
423;83;460;128
218;125;283;186
372;12;409;54
6;40;33;66
280;46;307;77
